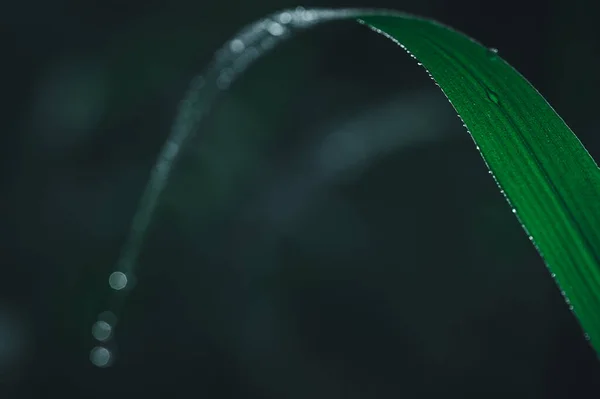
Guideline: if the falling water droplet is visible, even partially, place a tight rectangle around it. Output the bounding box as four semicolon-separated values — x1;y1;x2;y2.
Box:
267;21;285;36
486;88;500;104
90;346;112;367
108;272;128;291
302;10;316;21
278;11;292;24
487;47;499;60
229;39;245;53
92;320;112;342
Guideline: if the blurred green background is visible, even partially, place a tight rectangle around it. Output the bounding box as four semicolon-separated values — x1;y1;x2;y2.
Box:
2;0;600;398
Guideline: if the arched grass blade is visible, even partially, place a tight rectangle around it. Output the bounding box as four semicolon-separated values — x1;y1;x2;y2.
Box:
103;8;600;359
358;15;600;354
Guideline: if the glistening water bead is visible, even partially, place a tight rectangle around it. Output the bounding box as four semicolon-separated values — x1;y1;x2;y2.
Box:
229;39;245;53
278;11;292;24
487;47;499;60
90;346;112;368
267;21;285;36
92;320;112;342
108;271;128;290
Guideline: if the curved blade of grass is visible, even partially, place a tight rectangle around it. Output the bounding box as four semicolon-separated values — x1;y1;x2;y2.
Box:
359;15;600;353
106;8;600;356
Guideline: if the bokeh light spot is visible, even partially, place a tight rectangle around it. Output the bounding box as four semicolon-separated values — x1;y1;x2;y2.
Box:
108;272;128;290
90;346;111;368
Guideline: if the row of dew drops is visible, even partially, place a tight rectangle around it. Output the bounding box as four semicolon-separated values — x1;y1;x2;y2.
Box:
215;7;320;90
88;6;321;368
90;272;129;367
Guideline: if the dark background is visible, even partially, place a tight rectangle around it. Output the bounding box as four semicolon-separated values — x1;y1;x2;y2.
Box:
2;0;600;397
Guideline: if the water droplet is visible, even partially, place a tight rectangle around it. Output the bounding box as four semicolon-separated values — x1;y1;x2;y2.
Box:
278;11;292;24
302;10;316;21
293;7;306;22
92;320;112;342
90;346;112;367
486;88;500;104
511;208;517;214
229;39;245;53
584;333;591;341
550;273;556;278
267;21;285;36
487;47;499;60
108;272;128;291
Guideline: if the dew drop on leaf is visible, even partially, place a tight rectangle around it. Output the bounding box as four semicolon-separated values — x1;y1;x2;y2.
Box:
278;11;292;24
487;47;499;60
90;346;112;368
267;21;285;36
92;320;112;342
108;271;128;291
229;39;245;53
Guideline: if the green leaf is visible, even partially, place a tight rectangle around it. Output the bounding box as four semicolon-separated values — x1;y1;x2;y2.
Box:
110;8;600;357
358;14;600;354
